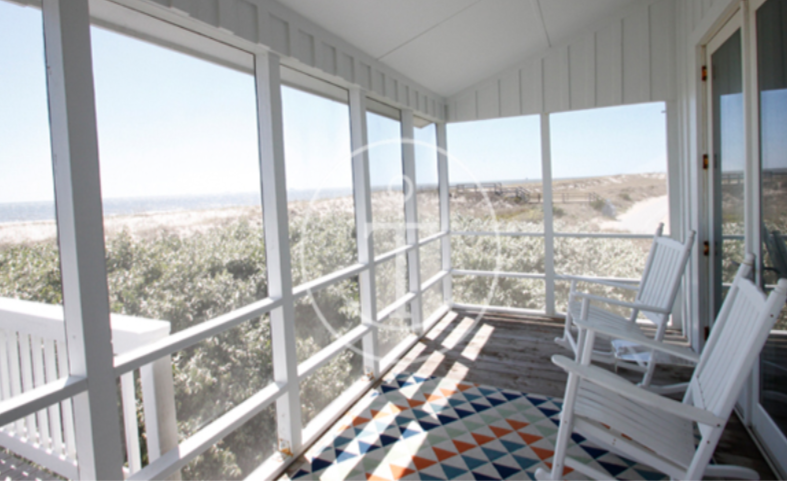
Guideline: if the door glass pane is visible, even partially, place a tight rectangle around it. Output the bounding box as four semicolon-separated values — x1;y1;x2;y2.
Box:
758;0;787;439
711;30;745;314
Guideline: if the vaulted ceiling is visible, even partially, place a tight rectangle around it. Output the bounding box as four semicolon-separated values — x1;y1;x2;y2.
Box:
276;0;639;97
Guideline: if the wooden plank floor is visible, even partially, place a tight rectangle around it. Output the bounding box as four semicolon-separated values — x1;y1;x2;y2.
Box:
0;450;60;481
387;309;777;480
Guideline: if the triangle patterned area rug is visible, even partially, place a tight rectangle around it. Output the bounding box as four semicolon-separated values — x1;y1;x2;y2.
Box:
288;373;665;480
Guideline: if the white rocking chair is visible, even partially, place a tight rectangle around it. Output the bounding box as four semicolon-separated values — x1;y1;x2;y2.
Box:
556;223;696;391
537;254;787;481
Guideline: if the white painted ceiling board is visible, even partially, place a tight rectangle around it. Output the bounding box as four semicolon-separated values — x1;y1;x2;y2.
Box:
274;0;478;59
538;0;639;47
380;1;545;96
272;0;642;97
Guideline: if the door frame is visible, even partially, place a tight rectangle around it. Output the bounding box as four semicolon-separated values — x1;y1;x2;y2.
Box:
747;0;787;476
704;8;744;335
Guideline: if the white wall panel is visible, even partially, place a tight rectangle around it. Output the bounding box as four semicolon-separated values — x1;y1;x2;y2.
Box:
477;81;500;119
373;70;385;96
397;83;407;106
543;46;569;113
623;9;650;104
650;0;676;101
569;35;595;110
266;14;290;57
500;70;521;117
356;62;372;90
520;60;543;116
385;76;397;100
596;20;623;107
318;42;337;76
454;92;476;121
337;52;353;83
447;0;676;121
297;31;315;66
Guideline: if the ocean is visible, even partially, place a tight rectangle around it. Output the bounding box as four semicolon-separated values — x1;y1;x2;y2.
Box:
0;188;356;224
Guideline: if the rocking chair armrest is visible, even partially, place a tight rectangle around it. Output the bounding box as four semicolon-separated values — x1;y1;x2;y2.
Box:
573;316;700;364
562;275;640;291
571;292;671;315
551;355;724;428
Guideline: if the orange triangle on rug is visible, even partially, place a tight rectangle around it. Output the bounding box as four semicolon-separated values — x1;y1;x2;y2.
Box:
452;440;476;453
531;447;554;461
489;426;513;438
471;433;496;445
366;473;389;481
506;419;528;431
517;432;543;445
389;465;416;480
432;447;457;461
412;456;437;471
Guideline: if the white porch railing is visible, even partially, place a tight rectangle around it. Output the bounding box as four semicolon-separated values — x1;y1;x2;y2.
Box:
0;297;177;479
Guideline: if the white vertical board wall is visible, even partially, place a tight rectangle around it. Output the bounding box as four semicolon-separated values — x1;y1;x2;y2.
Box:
109;0;446;121
447;0;677;121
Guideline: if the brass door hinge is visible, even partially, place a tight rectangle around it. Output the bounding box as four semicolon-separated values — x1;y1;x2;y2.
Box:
703;154;709;170
702;65;708;81
703;241;710;256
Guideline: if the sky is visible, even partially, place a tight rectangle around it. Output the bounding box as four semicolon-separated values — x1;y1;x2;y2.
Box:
1;0;667;205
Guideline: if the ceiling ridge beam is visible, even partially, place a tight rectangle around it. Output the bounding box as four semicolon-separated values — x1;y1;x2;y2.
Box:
376;0;482;61
532;0;552;49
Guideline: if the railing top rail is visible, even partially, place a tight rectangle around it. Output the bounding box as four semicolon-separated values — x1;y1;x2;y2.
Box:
0;297;171;353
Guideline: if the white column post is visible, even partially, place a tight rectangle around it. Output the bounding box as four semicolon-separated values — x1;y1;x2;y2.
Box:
42;1;124;478
541;113;556;316
140;358;179;468
348;88;380;378
254;52;302;454
401;110;424;335
437;123;453;305
666;101;685;331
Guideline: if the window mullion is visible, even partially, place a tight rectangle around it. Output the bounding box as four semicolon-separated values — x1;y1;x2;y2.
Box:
42;0;124;478
436;122;453;305
401;110;424;334
254;51;302;455
349;88;380;378
540;113;556;316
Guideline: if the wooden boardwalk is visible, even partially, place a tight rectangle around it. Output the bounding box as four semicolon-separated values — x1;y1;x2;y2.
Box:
386;309;776;480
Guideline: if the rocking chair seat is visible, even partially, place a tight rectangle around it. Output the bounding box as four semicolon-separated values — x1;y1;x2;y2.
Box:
567;299;629;334
573;378;695;471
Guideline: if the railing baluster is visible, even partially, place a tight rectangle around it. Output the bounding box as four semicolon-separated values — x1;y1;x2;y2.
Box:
0;330;12;434
18;334;38;443
44;339;65;457
0;331;11;402
7;332;24;434
31;336;52;451
55;340;77;460
120;371;142;473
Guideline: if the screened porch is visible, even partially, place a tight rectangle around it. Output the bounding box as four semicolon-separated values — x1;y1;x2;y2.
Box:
0;0;785;479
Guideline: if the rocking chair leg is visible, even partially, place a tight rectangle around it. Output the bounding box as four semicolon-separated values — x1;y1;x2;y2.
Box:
556;282;580;355
535;372;580;480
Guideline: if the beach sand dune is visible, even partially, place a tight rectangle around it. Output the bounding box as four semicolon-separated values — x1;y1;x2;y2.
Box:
600;195;669;234
0;206;263;246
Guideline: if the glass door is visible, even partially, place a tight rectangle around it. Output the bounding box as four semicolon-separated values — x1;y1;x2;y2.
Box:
752;0;787;475
708;16;745;319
